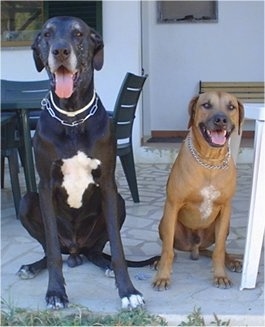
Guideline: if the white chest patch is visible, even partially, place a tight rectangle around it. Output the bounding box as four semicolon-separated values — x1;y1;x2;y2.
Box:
199;185;220;220
61;151;101;209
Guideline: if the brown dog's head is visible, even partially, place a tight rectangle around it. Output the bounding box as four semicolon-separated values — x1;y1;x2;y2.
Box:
188;91;244;148
32;16;104;99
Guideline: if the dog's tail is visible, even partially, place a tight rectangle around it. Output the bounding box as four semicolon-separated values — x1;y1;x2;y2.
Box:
102;253;160;267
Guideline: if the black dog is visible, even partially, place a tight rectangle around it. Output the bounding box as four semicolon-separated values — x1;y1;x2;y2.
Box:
17;16;155;310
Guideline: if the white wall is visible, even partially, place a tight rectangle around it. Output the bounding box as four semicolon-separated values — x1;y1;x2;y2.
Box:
141;0;264;134
1;48;48;81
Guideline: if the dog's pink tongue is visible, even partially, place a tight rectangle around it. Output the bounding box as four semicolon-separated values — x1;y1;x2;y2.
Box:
210;131;226;145
55;67;74;99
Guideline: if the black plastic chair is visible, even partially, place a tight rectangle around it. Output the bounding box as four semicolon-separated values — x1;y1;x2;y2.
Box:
110;72;148;203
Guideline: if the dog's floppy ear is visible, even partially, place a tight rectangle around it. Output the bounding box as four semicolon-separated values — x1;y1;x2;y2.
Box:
187;95;199;129
91;29;104;71
31;32;45;72
237;100;245;135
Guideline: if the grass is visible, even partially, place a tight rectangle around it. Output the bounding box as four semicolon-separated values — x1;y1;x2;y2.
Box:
1;299;230;326
179;307;230;326
0;299;167;326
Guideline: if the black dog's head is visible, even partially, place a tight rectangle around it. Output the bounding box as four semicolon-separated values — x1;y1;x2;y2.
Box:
32;16;104;100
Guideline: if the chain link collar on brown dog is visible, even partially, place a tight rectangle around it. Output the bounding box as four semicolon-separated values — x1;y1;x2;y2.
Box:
186;135;231;170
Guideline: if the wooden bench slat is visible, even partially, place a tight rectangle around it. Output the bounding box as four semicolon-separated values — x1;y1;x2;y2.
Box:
200;88;263;93
200;82;263;86
199;81;264;102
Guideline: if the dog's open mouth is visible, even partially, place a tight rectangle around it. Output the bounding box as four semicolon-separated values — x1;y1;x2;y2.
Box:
54;66;79;99
199;123;231;147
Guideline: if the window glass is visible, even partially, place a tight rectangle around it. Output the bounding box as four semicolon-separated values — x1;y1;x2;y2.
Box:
1;1;43;47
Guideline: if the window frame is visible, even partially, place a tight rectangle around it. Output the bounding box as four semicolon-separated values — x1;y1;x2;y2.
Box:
1;0;102;48
157;1;218;24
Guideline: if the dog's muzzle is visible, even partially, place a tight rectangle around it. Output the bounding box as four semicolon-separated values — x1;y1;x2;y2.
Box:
199;113;234;147
48;44;79;99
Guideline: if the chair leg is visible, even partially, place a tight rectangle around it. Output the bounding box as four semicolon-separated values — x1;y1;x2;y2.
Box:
119;151;140;203
1;156;5;189
7;149;21;218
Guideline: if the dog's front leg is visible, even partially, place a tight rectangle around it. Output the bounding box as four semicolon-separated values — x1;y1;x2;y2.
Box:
39;187;68;309
212;204;232;288
153;199;178;290
102;190;144;310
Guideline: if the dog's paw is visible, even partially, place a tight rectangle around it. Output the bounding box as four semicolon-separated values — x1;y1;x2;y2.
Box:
17;265;39;279
214;276;232;289
105;268;115;278
227;259;242;273
46;292;69;310
121;294;145;310
152;276;170;291
152;259;160;270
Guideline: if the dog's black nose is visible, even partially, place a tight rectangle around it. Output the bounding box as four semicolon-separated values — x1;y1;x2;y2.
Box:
52;42;71;61
214;113;227;126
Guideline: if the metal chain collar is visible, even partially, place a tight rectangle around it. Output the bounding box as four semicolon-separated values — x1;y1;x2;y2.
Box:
186;135;231;170
41;95;98;127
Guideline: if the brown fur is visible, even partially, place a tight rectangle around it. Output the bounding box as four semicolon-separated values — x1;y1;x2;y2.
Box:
153;91;244;290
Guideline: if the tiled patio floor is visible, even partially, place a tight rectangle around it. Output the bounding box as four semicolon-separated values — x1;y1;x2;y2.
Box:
1;161;264;325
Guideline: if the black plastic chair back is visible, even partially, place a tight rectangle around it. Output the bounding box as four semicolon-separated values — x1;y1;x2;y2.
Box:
111;72;147;203
112;73;147;149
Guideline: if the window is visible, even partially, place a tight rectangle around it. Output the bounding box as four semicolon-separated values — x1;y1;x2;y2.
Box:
157;1;218;23
1;1;43;46
1;1;102;47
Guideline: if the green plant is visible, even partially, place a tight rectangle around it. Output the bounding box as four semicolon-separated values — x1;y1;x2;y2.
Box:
179;307;230;326
1;298;167;326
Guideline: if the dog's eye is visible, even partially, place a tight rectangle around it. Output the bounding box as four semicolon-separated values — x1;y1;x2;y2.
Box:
44;31;50;38
202;102;212;109
75;31;83;38
228;104;236;111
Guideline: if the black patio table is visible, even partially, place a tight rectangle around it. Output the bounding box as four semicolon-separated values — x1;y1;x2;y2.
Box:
1;79;50;193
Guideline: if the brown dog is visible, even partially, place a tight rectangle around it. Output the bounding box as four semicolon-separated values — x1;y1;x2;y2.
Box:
153;91;244;290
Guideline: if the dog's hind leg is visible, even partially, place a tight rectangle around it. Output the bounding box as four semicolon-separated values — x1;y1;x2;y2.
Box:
200;249;243;272
17;192;47;279
17;257;47;279
82;230;113;273
85;250;112;270
82;193;126;274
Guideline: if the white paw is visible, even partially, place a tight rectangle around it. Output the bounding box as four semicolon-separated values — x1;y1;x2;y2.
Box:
121;294;145;310
105;268;115;278
46;297;65;310
17;266;37;279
